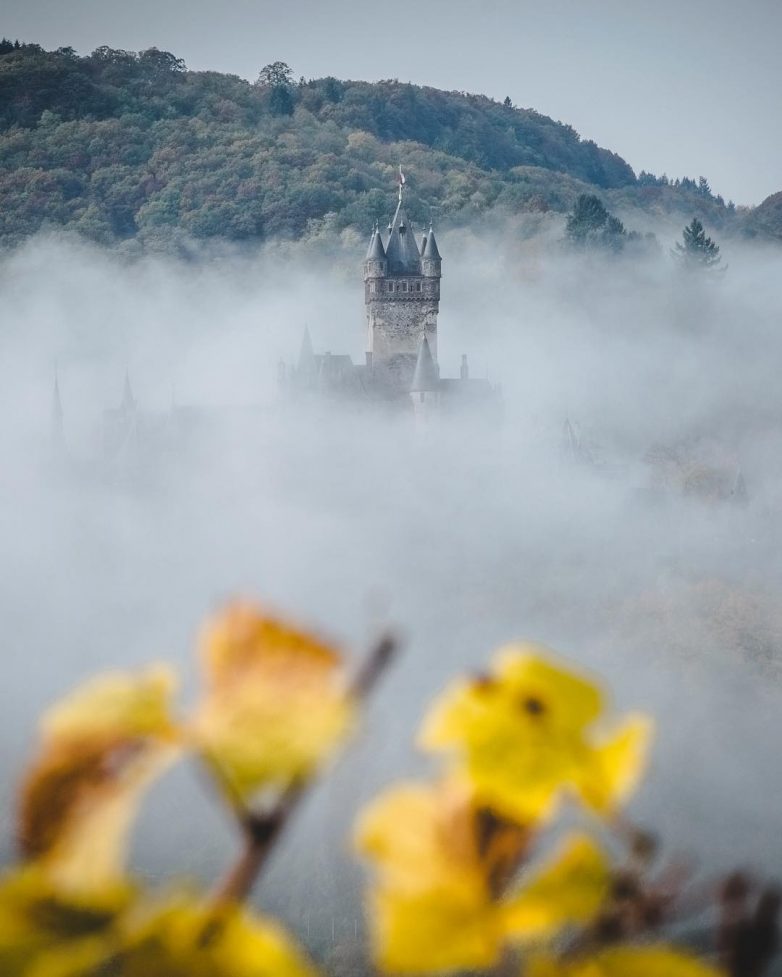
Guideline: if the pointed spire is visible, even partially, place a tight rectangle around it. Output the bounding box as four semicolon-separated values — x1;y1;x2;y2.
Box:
298;324;315;372
731;466;748;506
121;369;135;412
562;417;579;458
384;168;421;275
366;223;386;260
410;335;439;392
52;368;63;420
422;224;441;260
51;366;64;447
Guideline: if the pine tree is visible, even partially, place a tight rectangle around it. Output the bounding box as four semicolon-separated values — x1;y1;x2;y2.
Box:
565;194;610;244
673;218;722;271
565;194;627;253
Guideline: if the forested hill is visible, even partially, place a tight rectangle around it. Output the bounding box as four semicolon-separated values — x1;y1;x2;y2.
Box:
0;40;757;251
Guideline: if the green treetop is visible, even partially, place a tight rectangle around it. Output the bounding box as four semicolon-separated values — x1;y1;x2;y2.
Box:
565;194;626;253
673;217;722;271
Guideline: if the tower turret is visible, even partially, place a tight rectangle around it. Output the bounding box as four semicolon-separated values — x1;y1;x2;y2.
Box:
421;224;442;278
364;224;387;281
410;334;439;394
364;171;442;386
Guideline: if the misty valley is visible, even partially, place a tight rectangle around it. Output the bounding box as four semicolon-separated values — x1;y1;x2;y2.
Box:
2;34;782;977
1;211;782;974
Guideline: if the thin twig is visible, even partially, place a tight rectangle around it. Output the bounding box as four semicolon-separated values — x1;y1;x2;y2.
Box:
210;632;398;907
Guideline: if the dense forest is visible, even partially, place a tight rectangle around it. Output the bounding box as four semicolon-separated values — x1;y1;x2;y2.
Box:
0;40;776;252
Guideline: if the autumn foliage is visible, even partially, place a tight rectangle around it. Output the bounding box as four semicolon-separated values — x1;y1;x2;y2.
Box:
0;603;778;976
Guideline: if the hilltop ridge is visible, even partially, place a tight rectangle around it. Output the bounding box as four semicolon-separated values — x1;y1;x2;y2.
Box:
0;40;771;252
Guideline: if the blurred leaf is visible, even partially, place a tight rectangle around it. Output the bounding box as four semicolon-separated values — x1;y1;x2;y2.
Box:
355;780;509;973
503;833;609;941
419;644;651;824
527;946;727;977
193;602;354;802
0;866;130;977
111;896;320;977
18;666;179;895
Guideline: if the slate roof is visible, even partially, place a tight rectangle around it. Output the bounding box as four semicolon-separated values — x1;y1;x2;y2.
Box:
410;335;439;392
421;225;441;260
385;196;421;275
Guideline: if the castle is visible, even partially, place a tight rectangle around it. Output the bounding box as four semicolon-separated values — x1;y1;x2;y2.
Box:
51;174;501;479
283;175;500;416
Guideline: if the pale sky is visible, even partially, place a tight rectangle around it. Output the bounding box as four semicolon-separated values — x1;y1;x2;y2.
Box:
4;0;781;206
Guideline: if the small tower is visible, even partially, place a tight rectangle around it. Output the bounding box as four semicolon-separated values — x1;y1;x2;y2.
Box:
364;172;442;388
51;368;64;452
364;223;387;280
410;334;440;419
421;224;442;279
121;369;136;414
731;466;749;507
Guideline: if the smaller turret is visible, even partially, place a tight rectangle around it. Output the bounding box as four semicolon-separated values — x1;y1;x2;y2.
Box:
364;223;387;280
421;224;442;278
297;324;316;379
731;466;749;507
121;370;136;414
410;335;439;394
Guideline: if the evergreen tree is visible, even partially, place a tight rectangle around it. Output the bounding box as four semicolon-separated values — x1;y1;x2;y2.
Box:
565;194;627;252
673;217;722;271
566;194;609;244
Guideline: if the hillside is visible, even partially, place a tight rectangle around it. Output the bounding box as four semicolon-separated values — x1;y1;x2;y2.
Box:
743;192;782;243
0;40;757;252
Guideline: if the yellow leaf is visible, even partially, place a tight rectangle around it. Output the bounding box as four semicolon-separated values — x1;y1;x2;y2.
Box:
369;885;502;975
115;897;320;977
527;946;726;977
355;781;517;974
355;781;487;896
0;865;129;977
576;715;653;815
193;602;354;801
41;666;178;744
419;645;651;825
18;667;179;895
503;833;609;942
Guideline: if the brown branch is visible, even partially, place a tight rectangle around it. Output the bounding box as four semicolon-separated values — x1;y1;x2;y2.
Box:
209;632;398;907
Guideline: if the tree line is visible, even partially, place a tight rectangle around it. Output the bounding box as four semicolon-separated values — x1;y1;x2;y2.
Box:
0;42;741;251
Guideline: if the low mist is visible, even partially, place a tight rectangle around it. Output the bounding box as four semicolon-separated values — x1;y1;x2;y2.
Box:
1;220;781;970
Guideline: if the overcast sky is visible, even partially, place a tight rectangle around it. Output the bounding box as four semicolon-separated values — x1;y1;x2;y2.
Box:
4;0;781;206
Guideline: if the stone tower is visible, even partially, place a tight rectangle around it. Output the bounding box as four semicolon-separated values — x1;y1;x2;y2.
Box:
364;178;441;386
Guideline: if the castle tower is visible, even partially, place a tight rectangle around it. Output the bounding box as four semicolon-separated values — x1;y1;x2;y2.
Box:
364;175;441;386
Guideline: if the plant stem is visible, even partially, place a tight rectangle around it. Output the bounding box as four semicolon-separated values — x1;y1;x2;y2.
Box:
210;632;398;907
